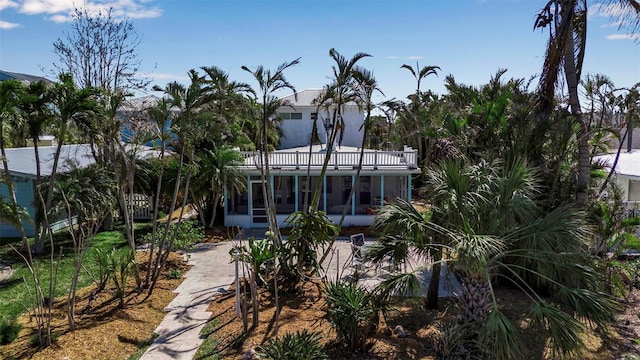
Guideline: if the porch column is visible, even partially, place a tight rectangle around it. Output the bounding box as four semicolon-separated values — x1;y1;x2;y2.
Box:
294;176;299;212
223;175;228;217
407;175;412;203
351;175;355;216
380;175;385;206
323;175;327;212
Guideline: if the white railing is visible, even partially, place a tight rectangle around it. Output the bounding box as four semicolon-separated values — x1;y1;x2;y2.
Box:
239;149;418;170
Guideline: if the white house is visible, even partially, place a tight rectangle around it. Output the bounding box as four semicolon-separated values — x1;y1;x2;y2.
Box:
277;89;364;149
595;151;640;204
224;89;419;229
224;144;419;228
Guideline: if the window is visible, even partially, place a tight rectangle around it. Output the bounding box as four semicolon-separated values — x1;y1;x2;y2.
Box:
278;112;302;120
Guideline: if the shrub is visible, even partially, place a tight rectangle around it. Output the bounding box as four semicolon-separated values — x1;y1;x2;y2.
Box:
324;280;380;353
0;316;22;344
259;329;328;360
142;220;203;252
169;268;182;279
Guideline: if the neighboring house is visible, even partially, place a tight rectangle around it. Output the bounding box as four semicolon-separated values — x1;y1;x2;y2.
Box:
0;144;96;238
0;144;158;238
277;89;364;149
0;70;52;85
595;150;640;205
224;144;419;229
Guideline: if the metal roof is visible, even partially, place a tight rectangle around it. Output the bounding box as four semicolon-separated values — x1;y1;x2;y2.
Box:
1;144;163;178
0;70;53;85
279;89;359;108
594;151;640;178
1;144;96;178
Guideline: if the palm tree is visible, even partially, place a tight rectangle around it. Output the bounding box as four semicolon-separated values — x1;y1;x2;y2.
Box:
535;0;640;206
36;73;101;255
0;79;29;249
17;80;53;249
309;49;370;212
369;159;617;359
242;58;299;334
147;70;211;294
189;144;246;228
400;62;440;94
242;58;300;247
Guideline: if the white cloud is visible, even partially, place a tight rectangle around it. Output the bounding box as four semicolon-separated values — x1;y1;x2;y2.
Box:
606;33;640;40
0;19;19;29
140;72;189;82
406;56;423;60
15;0;161;21
0;0;18;11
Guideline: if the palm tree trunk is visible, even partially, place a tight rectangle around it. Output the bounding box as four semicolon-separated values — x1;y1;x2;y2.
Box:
560;0;589;206
425;250;442;309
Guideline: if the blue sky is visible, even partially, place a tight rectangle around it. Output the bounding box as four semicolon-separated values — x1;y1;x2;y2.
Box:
0;0;638;103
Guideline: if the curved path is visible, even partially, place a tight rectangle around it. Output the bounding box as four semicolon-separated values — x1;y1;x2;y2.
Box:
139;237;461;359
140;241;237;360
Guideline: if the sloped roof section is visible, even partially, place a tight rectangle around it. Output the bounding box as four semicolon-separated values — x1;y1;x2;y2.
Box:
279;89;360;108
279;89;324;107
0;70;52;85
1;145;96;178
594;150;640;178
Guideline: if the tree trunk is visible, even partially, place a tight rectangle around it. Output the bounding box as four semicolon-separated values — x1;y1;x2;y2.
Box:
562;2;589;206
425;250;442;309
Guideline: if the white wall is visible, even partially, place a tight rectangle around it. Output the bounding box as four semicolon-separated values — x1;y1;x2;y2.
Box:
278;104;364;149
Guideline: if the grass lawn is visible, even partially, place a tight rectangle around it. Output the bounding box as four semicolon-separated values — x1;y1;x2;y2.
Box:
0;227;134;320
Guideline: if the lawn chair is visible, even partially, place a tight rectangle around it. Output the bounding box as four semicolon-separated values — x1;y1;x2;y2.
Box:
350;233;366;271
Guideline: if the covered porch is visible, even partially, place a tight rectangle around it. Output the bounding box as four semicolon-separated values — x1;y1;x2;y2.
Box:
224;173;415;228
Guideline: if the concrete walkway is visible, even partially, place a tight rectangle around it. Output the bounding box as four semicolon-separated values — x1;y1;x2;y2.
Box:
139;238;461;359
140;241;237;360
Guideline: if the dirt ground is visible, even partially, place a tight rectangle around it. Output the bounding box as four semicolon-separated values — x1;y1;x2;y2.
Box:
0;252;190;360
2;227;640;360
203;283;640;360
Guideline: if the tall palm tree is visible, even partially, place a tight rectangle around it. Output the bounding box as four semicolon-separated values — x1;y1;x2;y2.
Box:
147;70;211;294
36;73;101;255
242;58;299;334
369;159;616;359
309;49;370;213
242;58;300;247
17;80;53;248
535;0;640;206
0;79;29;249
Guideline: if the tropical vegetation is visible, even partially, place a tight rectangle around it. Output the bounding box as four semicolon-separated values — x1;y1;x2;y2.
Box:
1;2;640;359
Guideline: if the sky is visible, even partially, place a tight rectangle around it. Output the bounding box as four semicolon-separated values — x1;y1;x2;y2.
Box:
0;0;639;104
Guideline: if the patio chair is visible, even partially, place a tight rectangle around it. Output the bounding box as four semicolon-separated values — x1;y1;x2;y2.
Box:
350;233;366;271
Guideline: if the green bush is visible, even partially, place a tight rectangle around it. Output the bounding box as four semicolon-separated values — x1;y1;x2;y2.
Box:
0;316;22;344
259;329;328;360
324;280;380;353
169;268;182;279
142;220;203;251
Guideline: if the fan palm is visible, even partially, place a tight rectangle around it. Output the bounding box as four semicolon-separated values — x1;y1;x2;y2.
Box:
369;159;616;359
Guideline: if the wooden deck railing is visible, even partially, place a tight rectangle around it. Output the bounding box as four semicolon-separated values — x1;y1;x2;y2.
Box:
239;149;418;170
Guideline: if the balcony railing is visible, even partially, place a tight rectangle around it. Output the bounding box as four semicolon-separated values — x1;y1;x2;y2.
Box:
239;148;418;171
